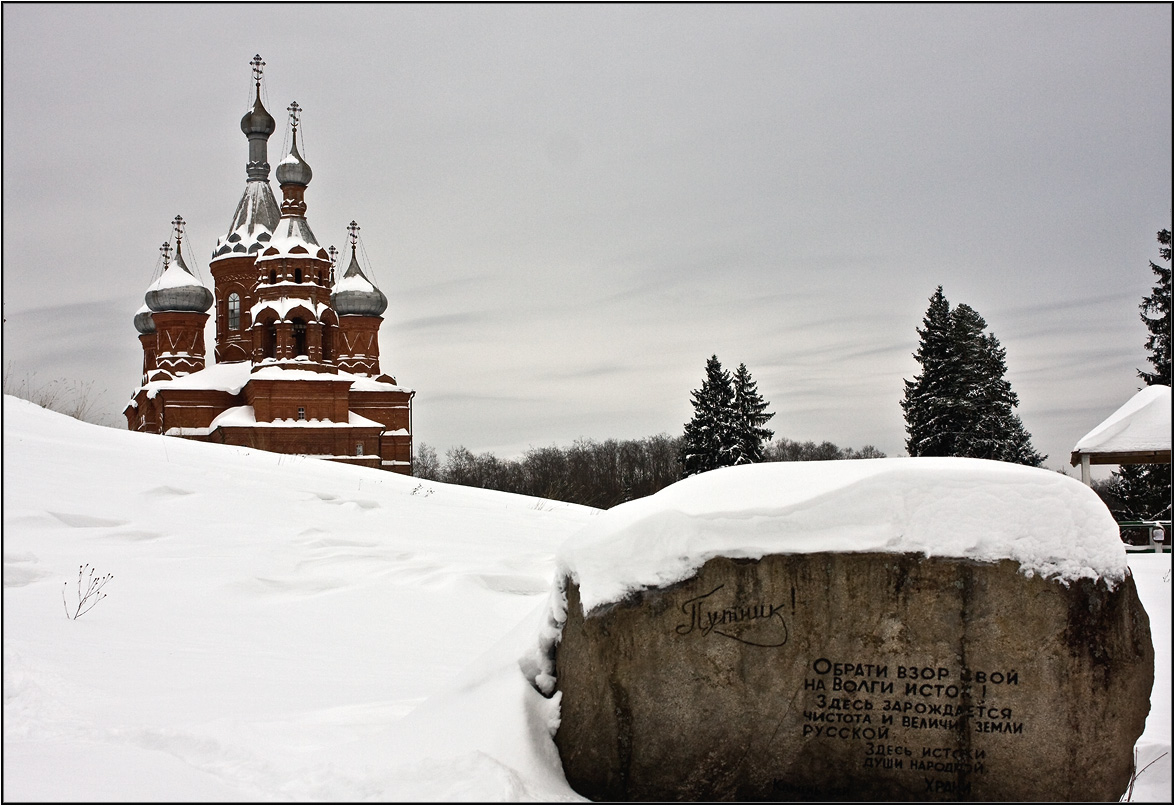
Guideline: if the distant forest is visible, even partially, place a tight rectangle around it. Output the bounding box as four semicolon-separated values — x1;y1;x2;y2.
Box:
413;436;885;509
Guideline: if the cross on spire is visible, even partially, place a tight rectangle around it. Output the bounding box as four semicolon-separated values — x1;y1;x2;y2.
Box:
159;241;172;268
287;101;301;134
328;245;338;284
172;215;186;245
250;54;265;86
347;221;360;252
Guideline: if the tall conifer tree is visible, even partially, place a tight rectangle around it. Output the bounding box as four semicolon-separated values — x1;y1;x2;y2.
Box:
1105;229;1172;520
731;363;775;465
681;355;737;477
1139;229;1172;387
902;287;1044;466
902;287;961;457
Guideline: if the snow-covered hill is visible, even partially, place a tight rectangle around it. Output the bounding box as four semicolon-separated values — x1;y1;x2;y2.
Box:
3;395;1170;800
3;396;595;800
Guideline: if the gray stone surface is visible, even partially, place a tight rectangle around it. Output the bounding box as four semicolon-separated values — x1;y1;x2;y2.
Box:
554;552;1153;801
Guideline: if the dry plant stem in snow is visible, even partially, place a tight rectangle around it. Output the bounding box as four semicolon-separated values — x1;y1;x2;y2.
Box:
1121;750;1169;802
63;564;112;620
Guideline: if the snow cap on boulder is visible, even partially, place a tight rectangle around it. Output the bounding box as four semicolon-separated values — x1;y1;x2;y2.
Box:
557;457;1127;615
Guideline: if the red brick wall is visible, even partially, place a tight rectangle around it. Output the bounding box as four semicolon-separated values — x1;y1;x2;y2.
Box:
336;315;382;375
210;255;258;364
211;423;383;460
244;378;354;422
151;311;210;376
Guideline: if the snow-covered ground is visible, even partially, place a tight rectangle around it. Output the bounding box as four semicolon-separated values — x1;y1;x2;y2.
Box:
3;395;1171;801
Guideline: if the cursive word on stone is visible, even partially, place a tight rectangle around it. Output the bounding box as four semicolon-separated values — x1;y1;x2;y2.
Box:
674;584;788;647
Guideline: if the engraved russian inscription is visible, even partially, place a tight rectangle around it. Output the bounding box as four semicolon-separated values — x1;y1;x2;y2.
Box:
554;552;1153;801
673;583;788;647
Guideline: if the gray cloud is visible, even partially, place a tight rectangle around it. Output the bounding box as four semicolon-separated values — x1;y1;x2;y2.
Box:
3;5;1170;469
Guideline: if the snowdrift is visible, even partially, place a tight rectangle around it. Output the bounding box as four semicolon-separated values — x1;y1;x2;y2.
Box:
3;396;1169;801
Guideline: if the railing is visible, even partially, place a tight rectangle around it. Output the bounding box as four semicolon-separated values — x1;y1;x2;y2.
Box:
1119;521;1171;553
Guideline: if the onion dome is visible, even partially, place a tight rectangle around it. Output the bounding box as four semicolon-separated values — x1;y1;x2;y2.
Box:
275;101;312;187
133;304;156;334
332;226;387;316
145;224;214;313
240;89;276;138
240;56;277;184
241;55;275;136
275;138;312;186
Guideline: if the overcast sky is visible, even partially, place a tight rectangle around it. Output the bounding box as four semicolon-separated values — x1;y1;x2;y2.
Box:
3;4;1171;473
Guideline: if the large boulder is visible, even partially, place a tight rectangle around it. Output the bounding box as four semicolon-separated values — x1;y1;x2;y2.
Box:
555;552;1152;801
549;459;1154;801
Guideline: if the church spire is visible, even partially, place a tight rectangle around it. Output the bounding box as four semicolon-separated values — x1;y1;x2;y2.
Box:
145;215;213;313
276;101;313;217
213;55;281;262
240;54;276;182
276;101;313;188
332;220;388;317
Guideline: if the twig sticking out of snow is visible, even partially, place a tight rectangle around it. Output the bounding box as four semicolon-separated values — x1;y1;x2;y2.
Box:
1121;748;1168;802
62;564;113;620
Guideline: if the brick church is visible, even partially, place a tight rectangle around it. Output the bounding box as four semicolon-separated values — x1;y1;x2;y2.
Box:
125;56;414;473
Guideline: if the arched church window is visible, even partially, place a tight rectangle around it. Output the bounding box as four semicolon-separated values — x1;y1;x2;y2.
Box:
295;268;303;283
228;293;240;330
292;319;308;357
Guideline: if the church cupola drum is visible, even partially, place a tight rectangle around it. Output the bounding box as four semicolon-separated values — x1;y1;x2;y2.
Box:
142;216;213;379
124;55;415;474
333;221;390;376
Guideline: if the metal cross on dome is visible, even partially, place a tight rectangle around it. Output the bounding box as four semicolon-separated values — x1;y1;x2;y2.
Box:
287;101;301;134
347;221;360;249
172;215;186;244
159;241;172;268
250;54;265;86
328;245;338;284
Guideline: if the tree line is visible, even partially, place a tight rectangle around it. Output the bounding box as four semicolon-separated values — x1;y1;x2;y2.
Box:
414;433;886;509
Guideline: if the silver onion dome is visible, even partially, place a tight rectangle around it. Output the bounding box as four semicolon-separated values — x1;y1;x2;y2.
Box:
240;90;276;137
145;247;214;313
332;249;388;316
275;136;312;187
133;304;156;334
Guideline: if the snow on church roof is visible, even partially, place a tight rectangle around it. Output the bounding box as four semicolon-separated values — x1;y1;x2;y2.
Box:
557;457;1127;615
212;182;280;261
138;361;255;398
335;271;377;295
209;405;383;429
146;259;208;292
1071;385;1172;464
257;216;329;262
163;405;384;436
249;296;333;323
128;361;411;405
247;365;409;391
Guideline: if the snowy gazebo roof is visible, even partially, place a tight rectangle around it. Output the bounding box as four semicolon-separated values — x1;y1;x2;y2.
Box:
1070;385;1172;482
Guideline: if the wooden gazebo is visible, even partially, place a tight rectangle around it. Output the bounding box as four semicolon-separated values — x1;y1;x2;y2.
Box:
1070;385;1172;485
